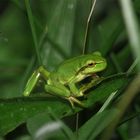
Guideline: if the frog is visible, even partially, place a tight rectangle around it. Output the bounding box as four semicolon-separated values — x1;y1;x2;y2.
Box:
23;52;107;107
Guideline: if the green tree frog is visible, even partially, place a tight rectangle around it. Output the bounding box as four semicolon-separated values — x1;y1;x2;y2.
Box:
23;52;107;107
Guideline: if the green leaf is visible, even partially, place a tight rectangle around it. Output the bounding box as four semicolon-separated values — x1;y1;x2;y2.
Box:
0;97;73;136
84;74;131;107
0;74;130;136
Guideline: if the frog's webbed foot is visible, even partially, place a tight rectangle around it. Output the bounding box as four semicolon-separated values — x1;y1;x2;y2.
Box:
66;96;85;108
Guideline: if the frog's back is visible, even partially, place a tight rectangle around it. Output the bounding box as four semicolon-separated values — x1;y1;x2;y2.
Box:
57;55;85;72
51;54;97;83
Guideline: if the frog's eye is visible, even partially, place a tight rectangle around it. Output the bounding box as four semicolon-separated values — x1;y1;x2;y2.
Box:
87;62;95;66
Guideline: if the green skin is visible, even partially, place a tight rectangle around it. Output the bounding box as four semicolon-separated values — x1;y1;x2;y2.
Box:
23;52;107;107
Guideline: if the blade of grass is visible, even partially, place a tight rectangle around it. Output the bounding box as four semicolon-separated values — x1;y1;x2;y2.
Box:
38;25;48;49
24;0;42;65
97;90;118;113
83;0;96;54
48;109;76;140
129;134;140;140
100;1;140;137
100;1;140;139
27;106;75;140
119;0;140;70
100;74;140;140
78;109;117;140
127;58;138;75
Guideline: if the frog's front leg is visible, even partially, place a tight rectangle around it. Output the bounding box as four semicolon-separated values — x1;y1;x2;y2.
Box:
45;83;84;108
80;76;104;93
23;66;50;96
68;82;83;97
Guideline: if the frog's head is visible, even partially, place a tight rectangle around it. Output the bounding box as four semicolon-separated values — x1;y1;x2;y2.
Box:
80;52;107;75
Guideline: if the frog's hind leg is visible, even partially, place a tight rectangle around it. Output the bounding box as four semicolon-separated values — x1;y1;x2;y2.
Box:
45;83;72;106
45;84;85;108
23;66;50;96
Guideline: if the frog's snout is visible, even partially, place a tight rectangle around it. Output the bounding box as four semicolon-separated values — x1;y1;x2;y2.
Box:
101;59;107;70
96;58;107;71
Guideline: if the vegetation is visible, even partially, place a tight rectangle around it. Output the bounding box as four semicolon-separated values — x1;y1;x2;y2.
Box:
0;0;140;139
